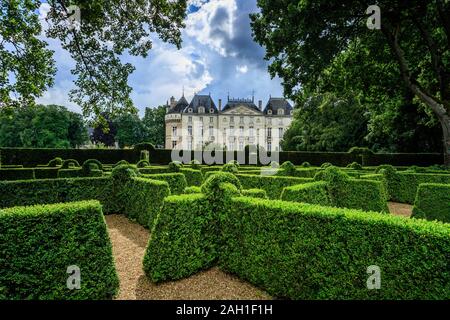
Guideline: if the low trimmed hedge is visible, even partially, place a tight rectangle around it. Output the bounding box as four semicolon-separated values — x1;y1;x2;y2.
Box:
235;174;313;199
33;168;60;179
281;181;331;206
241;188;268;199
142;173;187;195
139;166;170;175
180;168;203;186
143;194;217;282
184;186;202;194
0;201;119;300
219;197;450;299
412;183;450;223
0;168;35;181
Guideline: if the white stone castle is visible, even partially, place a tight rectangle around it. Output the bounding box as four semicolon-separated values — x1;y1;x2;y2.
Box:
165;93;293;151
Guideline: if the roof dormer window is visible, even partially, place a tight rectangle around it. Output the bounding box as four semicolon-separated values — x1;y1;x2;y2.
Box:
210;108;214;113
278;109;284;115
188;108;193;113
199;107;205;113
268;110;273;115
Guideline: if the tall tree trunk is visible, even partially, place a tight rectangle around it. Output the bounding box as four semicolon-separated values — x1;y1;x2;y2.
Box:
441;114;450;166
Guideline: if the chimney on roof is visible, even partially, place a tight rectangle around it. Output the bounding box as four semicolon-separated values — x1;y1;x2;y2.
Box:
170;96;176;108
258;100;262;110
219;99;222;112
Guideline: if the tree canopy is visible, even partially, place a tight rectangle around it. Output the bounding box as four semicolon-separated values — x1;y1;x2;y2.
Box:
1;0;187;119
251;0;450;163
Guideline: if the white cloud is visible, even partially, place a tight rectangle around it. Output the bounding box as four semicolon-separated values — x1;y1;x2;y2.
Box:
236;64;248;74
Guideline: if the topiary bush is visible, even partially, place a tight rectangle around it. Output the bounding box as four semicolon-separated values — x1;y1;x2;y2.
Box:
61;159;80;169
143;173;187;195
281;181;331;206
184;186;202;194
241;188;268;199
347;162;363;170
220;197;450;299
47;157;63;167
0;201;119;299
180;168;203;186
227;160;240;168
189;159;201;170
136;160;150;168
301;161;311;168
280;161;296;176
221;163;239;174
412;183;450;223
111;164;138;183
82;159;103;177
320;162;333;169
113;160;129;168
201;172;242;203
140;150;150;162
270;161;280;168
168;161;183;172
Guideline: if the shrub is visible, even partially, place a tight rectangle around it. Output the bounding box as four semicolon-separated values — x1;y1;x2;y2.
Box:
0;201;119;299
407;165;427;173
301;161;311;168
280;161;296;176
57;169;82;178
184;186;202;194
143;173;187;195
189;159;201;170
221;163;239;174
236;174;312;199
347;162;363;170
139;166;170;174
227;160;240;168
113;160;129;168
220;197;450;299
281;181;331;206
140;150;150;162
134;142;156;153
201;172;242;205
347;147;374;155
82;159;103;177
47;157;63;167
180;168;203;186
412;183;450;223
241;188;268;199
0;168;35;181
61;159;80;169
136;160;150;168
143;194;217;282
320;162;333;169
375;164;396;174
168;161;182;172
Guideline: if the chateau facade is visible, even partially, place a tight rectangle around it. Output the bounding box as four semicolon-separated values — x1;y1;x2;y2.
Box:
165;94;293;151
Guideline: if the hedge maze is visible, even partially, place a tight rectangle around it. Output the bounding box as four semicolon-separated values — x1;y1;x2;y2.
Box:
0;148;449;300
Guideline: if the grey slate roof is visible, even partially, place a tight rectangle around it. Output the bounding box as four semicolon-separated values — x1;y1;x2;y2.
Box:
263;97;293;115
167;95;189;114
185;94;218;114
222;98;262;113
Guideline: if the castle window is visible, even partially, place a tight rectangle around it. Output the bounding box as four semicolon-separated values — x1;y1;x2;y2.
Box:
239;116;244;124
210;108;214;113
172;126;177;137
188;116;192;123
279;128;284;138
268;110;272;115
239;126;244;136
267;127;272;138
199;107;205;113
188;108;193;113
172;141;177;149
187;141;192;150
210;117;214;123
188;125;193;136
230;116;234;123
278;109;284;115
249;126;254;137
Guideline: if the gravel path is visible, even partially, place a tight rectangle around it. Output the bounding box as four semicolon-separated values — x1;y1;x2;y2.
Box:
388;202;413;218
105;214;271;300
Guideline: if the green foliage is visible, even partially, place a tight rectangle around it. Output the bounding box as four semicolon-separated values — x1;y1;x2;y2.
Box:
113;160;129;168
143;194;217;282
227;160;240;168
33;168;59;179
280;161;296;175
220;197;450;299
347;162;363;170
189;159;201;170
111;164;138;184
236;174;312;199
348;147;374;155
143;173;187;195
407;165;427;173
0;105;87;148
321;162;333;169
412;183;450;223
221;163;239;174
241;188;268;199
57;169;83;179
0;201;119;300
82;159;103;176
281;181;331;206
141;106;167;147
120;177;170;228
180;168;203;186
168;161;182;172
301;161;311;168
136;160;150;168
0;168;35;181
61;159;80;169
113;113;146;148
47;157;63;167
201;172;242;203
184;186;202;194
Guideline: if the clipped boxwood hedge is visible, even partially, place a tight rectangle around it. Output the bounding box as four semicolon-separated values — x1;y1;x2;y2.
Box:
281;181;331;206
180;168;203;186
235;174;313;199
143;194;217;282
0;168;35;181
412;183;450;223
219;197;450;299
0;201;119;300
142;173;187;195
241;188;268;199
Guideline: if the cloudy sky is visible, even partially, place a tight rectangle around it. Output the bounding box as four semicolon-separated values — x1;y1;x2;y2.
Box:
37;0;285;115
